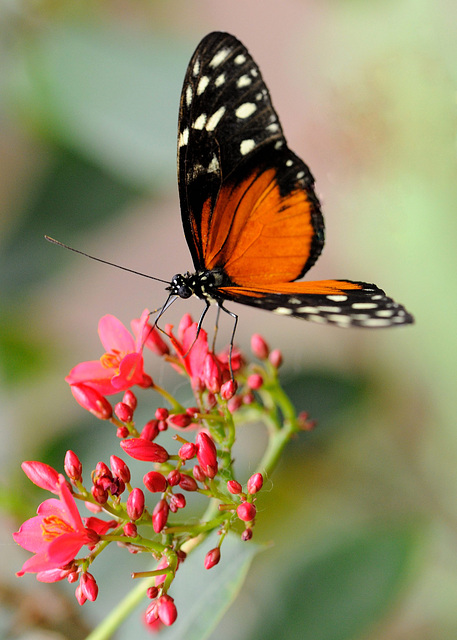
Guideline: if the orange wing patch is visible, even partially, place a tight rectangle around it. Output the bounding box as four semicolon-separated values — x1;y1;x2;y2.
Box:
220;280;363;298
202;169;315;286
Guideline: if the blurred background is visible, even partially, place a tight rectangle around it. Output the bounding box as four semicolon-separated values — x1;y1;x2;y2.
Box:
1;1;456;639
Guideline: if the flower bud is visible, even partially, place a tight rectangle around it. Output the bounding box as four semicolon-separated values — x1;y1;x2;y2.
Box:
115;401;133;423
71;383;112;420
127;487;145;520
152;499;169;533
147;586;159;599
143;326;169;356
179;474;198;492
196;432;218;479
170;492;186;510
243;392;255;405
143;471;168;493
247;374;263;390
204;547;221;569
186;407;199;417
157;594;177;626
251;334;269;360
167;470;181;486
64;450;83;482
93;462;112;482
120;438;169;463
227;480;242;495
110;455;131;483
227;395;243;413
241;527;253;541
91;483;108;505
203;353;222;393
247;472;263;494
123;522;137;537
80;572;98;602
155;407;169;420
237;502;256;522
192;465;206;483
168;413;192;428
178;442;197;460
116;425;129;439
122;390;137;411
221;379;237;400
75;583;87;605
142;419;159;441
21;461;60;493
269;348;283;369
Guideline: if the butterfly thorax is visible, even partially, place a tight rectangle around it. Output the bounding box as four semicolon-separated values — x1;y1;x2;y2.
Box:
168;270;227;304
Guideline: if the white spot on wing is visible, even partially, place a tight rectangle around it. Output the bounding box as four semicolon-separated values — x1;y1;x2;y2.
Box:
267;123;280;132
179;128;189;147
327;295;348;302
193;59;200;76
308;315;328;324
317;306;341;313
234;54;246;64
197;76;209;95
193;114;207;130
215;73;226;87
286;159;293;167
206;106;226;131
235;103;257;119
237;74;252;88
288;298;301;304
240;139;256;155
352;302;378;310
297;306;318;313
209;48;231;68
207;155;220;173
274;307;293;315
250;68;258;77
186;86;192;107
375;310;394;317
360;318;393;327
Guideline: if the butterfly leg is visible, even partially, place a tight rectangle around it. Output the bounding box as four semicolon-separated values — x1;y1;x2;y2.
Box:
219;303;238;381
211;305;222;352
182;301;211;358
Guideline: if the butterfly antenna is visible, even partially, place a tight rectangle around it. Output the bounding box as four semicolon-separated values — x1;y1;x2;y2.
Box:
45;236;171;285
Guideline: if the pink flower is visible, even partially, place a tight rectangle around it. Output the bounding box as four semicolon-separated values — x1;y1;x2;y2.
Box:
13;476;99;578
66;310;152;396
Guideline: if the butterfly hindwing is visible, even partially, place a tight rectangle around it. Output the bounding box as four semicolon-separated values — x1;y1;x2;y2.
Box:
177;32;324;278
219;280;414;327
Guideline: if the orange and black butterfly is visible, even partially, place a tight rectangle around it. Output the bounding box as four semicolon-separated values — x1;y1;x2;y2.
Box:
167;31;413;333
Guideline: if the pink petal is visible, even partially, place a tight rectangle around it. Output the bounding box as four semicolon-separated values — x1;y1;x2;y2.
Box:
112;353;144;390
133;308;151;351
36;568;69;583
57;476;86;532
17;551;57;575
47;531;88;566
66;360;116;395
13;515;47;553
98;315;135;353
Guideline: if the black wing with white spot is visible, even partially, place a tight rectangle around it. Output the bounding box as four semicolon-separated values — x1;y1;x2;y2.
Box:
177;31;324;273
219;280;414;328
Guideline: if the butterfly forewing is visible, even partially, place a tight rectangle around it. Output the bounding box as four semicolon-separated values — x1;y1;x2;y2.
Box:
177;31;324;278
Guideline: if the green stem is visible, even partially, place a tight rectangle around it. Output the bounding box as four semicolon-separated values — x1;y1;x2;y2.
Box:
85;576;156;640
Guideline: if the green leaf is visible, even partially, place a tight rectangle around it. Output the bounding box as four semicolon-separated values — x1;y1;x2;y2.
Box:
258;524;421;640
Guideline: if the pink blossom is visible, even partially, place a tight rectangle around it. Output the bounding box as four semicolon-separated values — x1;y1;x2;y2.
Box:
66;310;152;396
14;476;99;578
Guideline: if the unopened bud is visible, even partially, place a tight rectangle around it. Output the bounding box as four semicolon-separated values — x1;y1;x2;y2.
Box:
179;474;198;491
167;470;181;486
122;390;137;411
152;499;169;533
247;374;263;390
221;379;237;400
110;455;131;483
71;383;112;420
123;522;137;537
170;492;186;510
247;472;263;494
127;487;145;520
204;547;221;569
143;471;168;493
64;450;82;482
241;527;253;541
269;348;283;369
80;572;98;602
178;442;197;460
168;413;192;428
237;502;256;522
115;401;133;423
196;432;218;478
157;594;177;626
227;480;242;495
155;407;169;420
251;334;269;360
120;438;169;463
142;419;159;441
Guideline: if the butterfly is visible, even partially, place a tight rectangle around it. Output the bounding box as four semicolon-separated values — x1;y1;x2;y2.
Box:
166;31;413;335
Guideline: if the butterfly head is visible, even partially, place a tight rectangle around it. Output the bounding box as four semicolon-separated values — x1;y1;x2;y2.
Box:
168;273;194;299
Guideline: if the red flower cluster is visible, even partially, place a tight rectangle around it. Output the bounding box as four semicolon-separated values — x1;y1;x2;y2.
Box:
14;311;294;631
